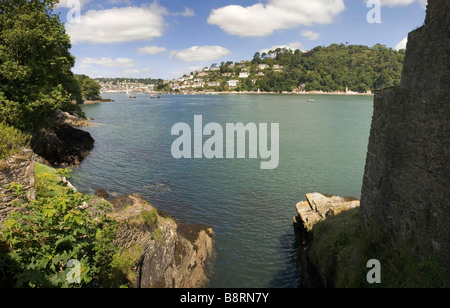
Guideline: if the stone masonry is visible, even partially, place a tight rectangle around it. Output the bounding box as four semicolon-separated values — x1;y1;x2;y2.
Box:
360;0;449;273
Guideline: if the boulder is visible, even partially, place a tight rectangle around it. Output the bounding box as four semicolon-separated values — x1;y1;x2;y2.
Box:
31;124;94;166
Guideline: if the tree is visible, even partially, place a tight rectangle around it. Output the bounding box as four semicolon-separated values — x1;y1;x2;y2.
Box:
0;0;82;131
252;52;262;64
76;75;101;101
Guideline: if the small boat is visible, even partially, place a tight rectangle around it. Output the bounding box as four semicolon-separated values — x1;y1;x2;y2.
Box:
126;86;136;98
307;99;315;103
151;94;161;99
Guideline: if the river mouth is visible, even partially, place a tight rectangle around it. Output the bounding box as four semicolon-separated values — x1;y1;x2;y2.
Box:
71;93;373;288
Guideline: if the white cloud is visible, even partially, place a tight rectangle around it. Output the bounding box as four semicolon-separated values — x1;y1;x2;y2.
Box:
57;0;92;8
171;46;231;62
138;46;167;55
301;30;320;40
66;3;168;44
173;7;196;17
79;58;135;68
395;37;408;50
260;42;304;54
207;0;345;37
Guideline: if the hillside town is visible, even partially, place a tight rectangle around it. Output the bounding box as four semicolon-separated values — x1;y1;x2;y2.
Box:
97;51;294;94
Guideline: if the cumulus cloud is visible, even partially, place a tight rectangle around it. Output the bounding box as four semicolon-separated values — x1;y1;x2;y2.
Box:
66;3;168;44
138;46;167;55
78;58;135;68
170;46;231;62
260;42;304;54
207;0;345;37
57;0;92;8
395;37;408;50
301;30;320;40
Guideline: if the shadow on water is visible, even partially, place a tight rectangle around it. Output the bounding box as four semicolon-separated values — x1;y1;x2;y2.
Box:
268;228;302;288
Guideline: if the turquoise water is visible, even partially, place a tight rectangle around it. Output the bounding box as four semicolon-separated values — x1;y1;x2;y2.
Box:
71;93;374;288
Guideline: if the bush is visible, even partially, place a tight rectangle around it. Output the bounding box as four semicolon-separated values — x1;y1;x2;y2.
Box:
2;177;121;288
0;122;30;159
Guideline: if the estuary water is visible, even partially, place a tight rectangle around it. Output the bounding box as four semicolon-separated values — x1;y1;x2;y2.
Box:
71;93;374;288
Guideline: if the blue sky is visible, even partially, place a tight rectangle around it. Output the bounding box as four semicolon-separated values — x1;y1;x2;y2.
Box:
56;0;427;80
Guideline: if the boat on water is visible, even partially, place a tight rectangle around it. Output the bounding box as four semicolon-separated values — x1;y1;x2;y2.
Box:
151;94;161;99
307;99;315;103
126;86;137;98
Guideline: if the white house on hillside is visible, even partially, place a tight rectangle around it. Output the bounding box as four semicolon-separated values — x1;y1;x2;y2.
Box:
227;80;239;88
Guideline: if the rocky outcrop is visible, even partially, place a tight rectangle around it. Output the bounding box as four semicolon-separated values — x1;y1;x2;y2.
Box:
360;0;450;274
54;109;93;128
293;193;360;288
109;194;214;288
31;123;94;166
294;193;360;233
0;149;45;228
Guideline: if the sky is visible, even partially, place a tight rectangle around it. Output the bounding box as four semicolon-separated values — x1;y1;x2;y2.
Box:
55;0;428;80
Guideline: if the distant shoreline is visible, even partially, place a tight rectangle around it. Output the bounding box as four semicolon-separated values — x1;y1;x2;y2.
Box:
101;91;375;97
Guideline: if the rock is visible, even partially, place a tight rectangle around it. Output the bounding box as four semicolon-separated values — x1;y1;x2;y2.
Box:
293;193;361;288
0;149;46;226
294;193;360;233
31;124;94;166
55;109;92;128
95;188;109;199
109;194;214;288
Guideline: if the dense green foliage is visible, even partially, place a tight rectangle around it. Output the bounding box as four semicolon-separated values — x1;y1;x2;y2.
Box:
1;168;125;288
76;75;102;101
0;122;30;159
190;44;404;93
308;209;449;288
0;0;83;131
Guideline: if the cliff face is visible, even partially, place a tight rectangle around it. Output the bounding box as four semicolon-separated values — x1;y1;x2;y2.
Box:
109;194;214;288
360;0;449;272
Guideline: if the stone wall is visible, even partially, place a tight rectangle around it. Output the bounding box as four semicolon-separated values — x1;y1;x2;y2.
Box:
0;149;45;228
360;0;449;273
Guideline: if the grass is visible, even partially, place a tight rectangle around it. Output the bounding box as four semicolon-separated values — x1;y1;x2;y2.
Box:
309;208;449;288
140;209;159;228
34;162;72;198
